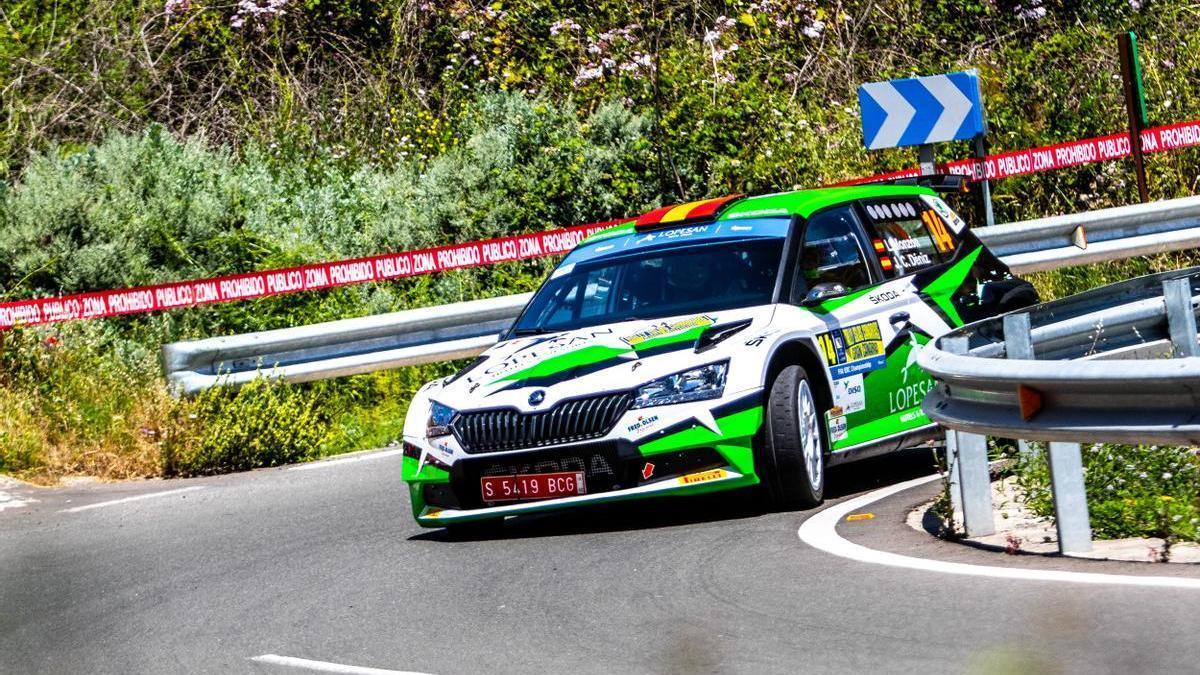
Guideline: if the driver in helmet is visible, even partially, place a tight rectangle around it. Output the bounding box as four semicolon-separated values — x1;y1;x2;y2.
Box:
665;251;740;303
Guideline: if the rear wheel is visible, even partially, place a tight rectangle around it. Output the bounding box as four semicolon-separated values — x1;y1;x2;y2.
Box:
761;364;827;509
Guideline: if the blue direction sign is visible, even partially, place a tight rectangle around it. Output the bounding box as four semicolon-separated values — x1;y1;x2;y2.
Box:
858;70;985;150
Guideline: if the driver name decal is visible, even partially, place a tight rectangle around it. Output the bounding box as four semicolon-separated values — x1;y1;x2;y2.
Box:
817;321;886;379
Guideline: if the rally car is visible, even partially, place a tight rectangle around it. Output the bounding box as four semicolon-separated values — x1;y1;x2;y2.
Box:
401;177;1036;529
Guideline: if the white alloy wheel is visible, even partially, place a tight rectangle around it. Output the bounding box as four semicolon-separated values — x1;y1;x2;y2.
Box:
797;379;824;492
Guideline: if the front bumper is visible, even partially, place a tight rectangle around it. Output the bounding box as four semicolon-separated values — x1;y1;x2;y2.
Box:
403;394;764;527
414;465;753;525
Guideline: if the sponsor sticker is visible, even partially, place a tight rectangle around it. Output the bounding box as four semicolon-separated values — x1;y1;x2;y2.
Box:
888;377;937;414
636;225;712;246
826;413;848;442
678;468;728;485
725;207;789;219
626;415;660;435
622;315;715;348
816;321;887;380
921;195;967;234
832;374;866;414
868;289;902;304
744;327;780;347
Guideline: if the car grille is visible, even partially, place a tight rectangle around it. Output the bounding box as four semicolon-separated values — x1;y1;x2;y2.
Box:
452;392;633;454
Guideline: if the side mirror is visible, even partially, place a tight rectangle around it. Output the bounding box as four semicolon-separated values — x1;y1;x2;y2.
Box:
802;282;850;306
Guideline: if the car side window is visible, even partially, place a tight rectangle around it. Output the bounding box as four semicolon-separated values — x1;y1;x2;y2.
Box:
861;199;959;278
793;206;872;302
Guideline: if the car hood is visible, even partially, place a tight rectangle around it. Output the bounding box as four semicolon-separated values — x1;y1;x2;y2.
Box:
432;307;776;413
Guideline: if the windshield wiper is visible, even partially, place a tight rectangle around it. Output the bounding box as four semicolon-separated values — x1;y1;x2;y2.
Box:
513;317;653;337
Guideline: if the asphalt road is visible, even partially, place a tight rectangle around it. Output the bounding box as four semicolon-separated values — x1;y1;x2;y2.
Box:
2;449;1198;675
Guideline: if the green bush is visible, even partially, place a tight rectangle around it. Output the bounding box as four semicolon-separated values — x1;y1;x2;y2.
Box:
0;92;656;301
0;324;169;482
1014;442;1200;543
162;377;334;476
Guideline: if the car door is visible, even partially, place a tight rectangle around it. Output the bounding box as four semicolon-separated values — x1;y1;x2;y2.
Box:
791;203;942;453
842;195;970;444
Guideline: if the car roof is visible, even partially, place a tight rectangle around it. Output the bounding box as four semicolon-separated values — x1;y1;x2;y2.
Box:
578;184;938;246
720;184;937;220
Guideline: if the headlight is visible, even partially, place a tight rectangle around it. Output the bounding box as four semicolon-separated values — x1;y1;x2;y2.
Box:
631;362;728;409
427;401;456;437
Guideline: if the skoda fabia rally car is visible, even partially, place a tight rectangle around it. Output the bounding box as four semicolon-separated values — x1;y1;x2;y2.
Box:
401;178;1036;529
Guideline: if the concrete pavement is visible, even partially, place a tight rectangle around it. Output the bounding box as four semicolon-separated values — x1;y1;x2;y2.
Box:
2;449;1198;674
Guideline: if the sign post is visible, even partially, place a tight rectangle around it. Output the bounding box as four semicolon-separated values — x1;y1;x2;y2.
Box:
859;70;993;225
1117;32;1150;203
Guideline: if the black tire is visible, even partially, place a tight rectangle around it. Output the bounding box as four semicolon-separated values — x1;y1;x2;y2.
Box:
760;364;827;509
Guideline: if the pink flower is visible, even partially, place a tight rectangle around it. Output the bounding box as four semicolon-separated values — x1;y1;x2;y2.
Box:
549;19;581;36
164;0;191;16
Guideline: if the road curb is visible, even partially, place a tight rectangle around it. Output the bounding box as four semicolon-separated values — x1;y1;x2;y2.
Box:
798;472;1200;588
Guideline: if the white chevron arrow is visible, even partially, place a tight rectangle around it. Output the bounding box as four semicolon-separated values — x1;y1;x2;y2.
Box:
922;75;973;143
861;81;916;150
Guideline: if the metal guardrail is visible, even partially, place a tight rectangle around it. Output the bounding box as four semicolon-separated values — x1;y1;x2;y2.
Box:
976;194;1200;273
164;293;531;395
163;195;1200;397
917;267;1200;553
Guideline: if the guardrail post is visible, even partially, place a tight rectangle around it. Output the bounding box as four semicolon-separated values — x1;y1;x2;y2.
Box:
1002;313;1037;464
1002;313;1034;359
944;429;963;530
941;337;995;537
1163;278;1200;357
1046;442;1093;554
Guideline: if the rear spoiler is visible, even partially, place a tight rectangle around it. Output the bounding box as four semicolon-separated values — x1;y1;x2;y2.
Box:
873;173;972;194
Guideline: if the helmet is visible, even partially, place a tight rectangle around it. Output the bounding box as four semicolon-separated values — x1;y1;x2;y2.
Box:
665;253;713;294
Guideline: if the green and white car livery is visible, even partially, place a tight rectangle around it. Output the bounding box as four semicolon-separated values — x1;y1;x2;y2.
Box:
401;179;1035;528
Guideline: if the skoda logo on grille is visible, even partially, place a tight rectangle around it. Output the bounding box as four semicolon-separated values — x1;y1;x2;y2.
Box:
528;390;546;406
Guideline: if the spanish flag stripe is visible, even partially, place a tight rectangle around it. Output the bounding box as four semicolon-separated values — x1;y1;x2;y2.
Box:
635;204;679;226
683;195;739;219
635;194;742;227
661;200;711;223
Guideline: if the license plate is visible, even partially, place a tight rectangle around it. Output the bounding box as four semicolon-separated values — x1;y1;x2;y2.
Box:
480;471;587;503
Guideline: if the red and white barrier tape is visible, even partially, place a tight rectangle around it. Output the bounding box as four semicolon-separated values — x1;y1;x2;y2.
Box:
837;118;1200;185
4;118;1200;330
0;222;621;329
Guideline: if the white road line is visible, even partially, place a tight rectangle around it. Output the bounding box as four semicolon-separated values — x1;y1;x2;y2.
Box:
61;486;206;514
0;487;37;513
797;472;1200;590
288;448;404;472
250;654;434;675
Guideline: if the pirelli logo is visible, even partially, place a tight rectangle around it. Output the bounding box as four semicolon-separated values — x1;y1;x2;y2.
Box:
678;469;727;485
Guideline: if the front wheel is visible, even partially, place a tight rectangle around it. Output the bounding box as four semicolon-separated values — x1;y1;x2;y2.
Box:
760;364;827;509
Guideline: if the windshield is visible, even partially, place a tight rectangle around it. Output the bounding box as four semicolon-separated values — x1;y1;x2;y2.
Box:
513;219;788;334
